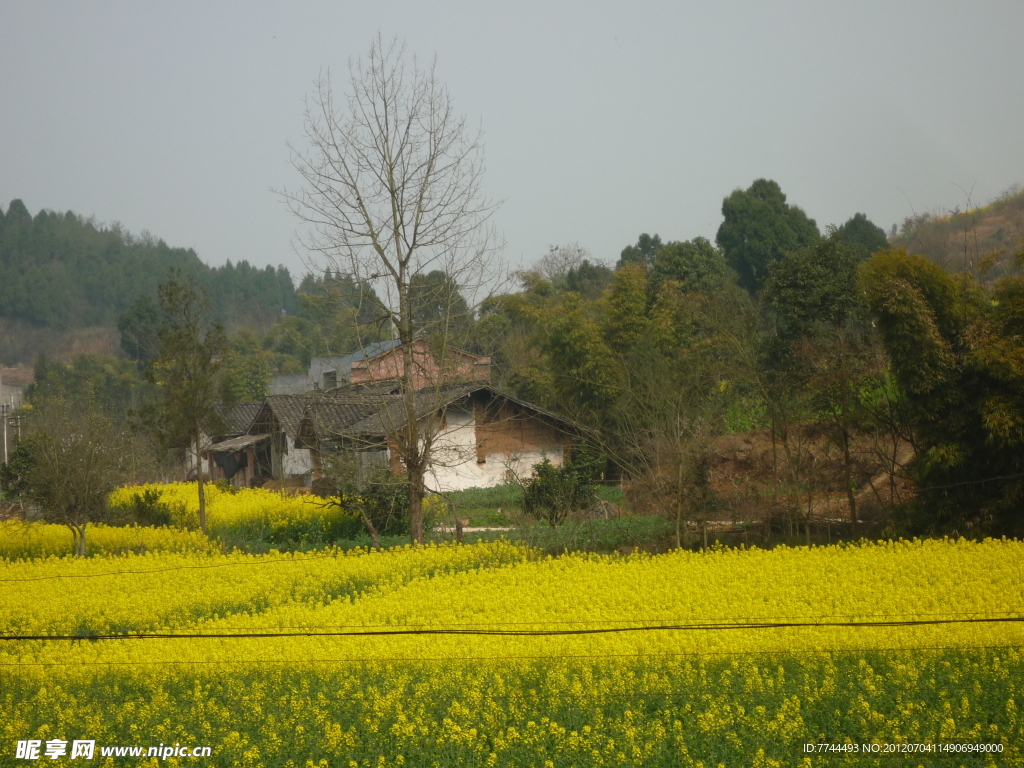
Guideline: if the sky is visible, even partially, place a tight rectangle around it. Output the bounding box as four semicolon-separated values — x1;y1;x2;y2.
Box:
1;1;1023;281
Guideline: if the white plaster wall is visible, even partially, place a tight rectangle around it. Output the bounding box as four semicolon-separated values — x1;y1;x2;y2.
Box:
283;445;313;479
426;407;564;492
184;433;214;477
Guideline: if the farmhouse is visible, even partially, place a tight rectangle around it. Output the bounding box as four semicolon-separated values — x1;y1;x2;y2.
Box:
245;394;314;484
295;382;576;492
318;337;490;390
202;401;265;486
0;366;32;410
271;337;491;394
197;338;571;491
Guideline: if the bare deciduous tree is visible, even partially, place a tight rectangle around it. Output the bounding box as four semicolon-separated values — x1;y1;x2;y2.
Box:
282;35;503;544
22;399;128;557
537;243;590;285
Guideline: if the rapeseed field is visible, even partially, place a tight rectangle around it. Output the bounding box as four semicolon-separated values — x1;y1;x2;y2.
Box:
2;535;1022;765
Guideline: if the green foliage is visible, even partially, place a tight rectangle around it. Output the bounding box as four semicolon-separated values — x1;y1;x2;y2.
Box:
715;179;820;292
0;444;34;500
117;295;161;363
219;330;270;403
435;484;626;528
616;233;663;269
860;248;1024;535
538;293;618;414
440;483;524;523
358;470;412;537
410;270;471;335
318;458;411;543
564;259;612;299
27;353;156;422
602;265;649;355
253;271;393;376
0;200;298;344
150;271;229;471
836;212;888;259
860;250;972;396
765;230;863;336
522;451;602;528
649;237;729;294
109;488;174;527
19;398;130;556
297;271;386;328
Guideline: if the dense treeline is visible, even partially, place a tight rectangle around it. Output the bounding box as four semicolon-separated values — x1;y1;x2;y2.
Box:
0;199;298;333
475;180;1024;538
7;181;1024;539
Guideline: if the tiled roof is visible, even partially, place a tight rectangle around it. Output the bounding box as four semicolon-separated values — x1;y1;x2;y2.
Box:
328;337;486;368
342;383;480;436
0;367;34;386
261;394;311;438
334;338;404;366
300;382;576;443
217;401;262;436
299;390;394;447
208;433;270;452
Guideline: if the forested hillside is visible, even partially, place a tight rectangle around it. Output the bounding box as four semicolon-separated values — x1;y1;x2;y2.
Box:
0;199;298;363
893;184;1024;277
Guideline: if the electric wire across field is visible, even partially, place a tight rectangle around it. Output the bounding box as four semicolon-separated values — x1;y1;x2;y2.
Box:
2;615;1023;642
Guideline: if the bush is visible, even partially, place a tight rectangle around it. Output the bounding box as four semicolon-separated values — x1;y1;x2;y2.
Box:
522;452;602;528
111;488;174;527
356;470;411;537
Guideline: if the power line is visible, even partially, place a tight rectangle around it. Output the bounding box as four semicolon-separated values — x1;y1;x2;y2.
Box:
2;615;1021;642
7;611;1021;635
52;610;1016;633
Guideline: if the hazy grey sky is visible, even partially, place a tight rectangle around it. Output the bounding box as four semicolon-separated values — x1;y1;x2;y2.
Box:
2;2;1022;280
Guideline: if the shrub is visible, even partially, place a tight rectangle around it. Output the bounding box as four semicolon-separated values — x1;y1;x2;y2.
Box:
522;452;602;528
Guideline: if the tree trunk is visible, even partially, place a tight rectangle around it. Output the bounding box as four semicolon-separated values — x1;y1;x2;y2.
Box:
675;461;685;550
408;463;425;545
69;523;87;557
837;329;858;526
841;428;857;526
769;417;779;505
360;507;381;551
195;435;207;535
396;276;427;546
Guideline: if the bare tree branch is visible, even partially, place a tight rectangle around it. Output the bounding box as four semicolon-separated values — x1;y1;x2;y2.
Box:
281;34;505;544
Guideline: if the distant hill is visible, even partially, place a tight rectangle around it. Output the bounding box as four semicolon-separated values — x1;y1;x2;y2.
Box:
893;185;1024;278
0;199;299;365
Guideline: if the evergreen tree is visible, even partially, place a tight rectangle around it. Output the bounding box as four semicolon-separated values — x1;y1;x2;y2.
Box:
716;180;819;293
151;271;227;535
860;249;1024;535
836;213;888;259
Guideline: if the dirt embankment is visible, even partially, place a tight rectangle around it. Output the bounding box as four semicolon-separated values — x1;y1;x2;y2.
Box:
707;428;914;522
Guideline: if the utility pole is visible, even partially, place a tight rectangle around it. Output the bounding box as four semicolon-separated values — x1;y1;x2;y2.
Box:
0;367;4;465
2;400;8;466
